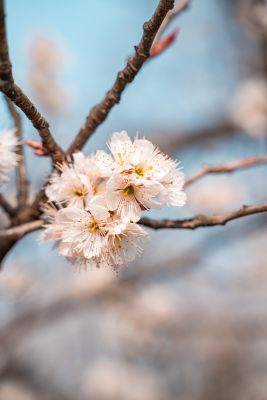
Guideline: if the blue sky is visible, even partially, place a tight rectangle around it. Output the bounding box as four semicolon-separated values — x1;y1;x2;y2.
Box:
4;0;245;152
1;0;259;270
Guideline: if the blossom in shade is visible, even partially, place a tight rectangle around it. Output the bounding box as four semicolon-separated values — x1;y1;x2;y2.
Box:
105;222;148;269
230;78;267;136
0;129;19;185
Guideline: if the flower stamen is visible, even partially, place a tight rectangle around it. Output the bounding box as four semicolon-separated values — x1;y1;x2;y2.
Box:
135;165;153;176
88;221;99;233
122;185;135;196
74;187;86;197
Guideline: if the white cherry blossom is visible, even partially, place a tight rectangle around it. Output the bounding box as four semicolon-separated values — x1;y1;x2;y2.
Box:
94;131;133;176
58;203;110;260
45;167;93;209
94;131;186;217
41;197;148;270
41;130;186;271
105;173;160;222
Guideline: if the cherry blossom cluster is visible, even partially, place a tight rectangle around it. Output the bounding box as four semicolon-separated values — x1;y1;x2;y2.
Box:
42;131;186;270
0;129;19;186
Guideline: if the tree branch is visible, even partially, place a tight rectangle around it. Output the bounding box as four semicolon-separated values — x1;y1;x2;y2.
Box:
185;155;267;187
140;203;267;230
0;219;43;239
4;96;28;207
0;0;12;82
153;119;238;153
0;0;63;162
2;201;267;239
68;0;175;154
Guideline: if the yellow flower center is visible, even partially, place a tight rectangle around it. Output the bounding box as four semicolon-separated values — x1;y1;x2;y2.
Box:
122;185;135;196
74;187;86;197
88;222;99;233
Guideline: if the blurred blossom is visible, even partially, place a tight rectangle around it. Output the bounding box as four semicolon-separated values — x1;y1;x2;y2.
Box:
72;268;115;295
0;381;35;400
28;35;70;114
0;269;33;297
83;360;163;400
230;78;267;136
188;179;241;213
0;130;19;185
133;285;176;326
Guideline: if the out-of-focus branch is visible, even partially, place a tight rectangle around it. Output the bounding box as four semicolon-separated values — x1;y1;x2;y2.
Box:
140;203;267;230
246;0;267;37
68;0;175;153
0;0;63;162
5;96;28;207
153;119;238;153
0;193;15;216
185;155;267;187
0;219;43;239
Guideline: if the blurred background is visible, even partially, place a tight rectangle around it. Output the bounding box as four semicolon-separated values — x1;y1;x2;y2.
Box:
0;0;267;399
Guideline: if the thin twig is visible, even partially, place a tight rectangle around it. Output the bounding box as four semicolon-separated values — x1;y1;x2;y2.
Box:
140;203;267;230
2;201;267;238
0;0;63;162
68;0;175;154
0;193;15;216
0;219;43;239
4;96;28;207
152;0;189;46
185;155;267;187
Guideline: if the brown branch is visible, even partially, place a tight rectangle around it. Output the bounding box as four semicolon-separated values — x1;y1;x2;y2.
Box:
0;219;43;239
140;203;267;230
0;0;63;162
0;81;63;162
0;0;12;82
185;155;267;187
68;0;175;154
0;193;15;216
4;96;28;207
2;201;267;238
